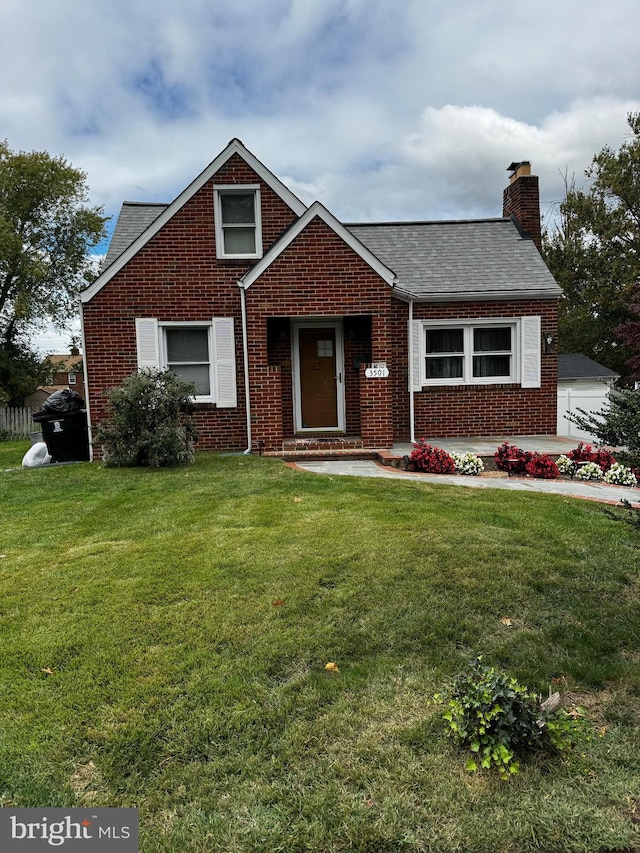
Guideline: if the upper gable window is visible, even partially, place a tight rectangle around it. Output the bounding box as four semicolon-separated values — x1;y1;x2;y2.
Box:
214;185;262;259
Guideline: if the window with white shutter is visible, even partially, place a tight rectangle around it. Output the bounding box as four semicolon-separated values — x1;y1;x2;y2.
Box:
417;317;541;388
135;318;237;406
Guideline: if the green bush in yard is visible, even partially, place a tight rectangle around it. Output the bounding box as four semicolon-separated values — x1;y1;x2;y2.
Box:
437;658;577;779
95;369;199;467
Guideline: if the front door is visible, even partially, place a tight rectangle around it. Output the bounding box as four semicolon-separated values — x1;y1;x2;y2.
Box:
294;323;344;431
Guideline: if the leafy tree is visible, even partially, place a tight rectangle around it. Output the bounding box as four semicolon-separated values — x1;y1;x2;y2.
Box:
0;336;50;406
567;387;640;472
95;369;200;467
543;114;640;381
0;140;107;346
616;291;640;382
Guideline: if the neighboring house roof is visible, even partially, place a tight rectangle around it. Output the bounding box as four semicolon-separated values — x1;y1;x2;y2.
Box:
45;354;83;370
557;353;619;381
35;385;63;396
347;219;561;301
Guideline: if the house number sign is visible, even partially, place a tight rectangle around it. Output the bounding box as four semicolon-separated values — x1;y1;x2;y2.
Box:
364;362;389;378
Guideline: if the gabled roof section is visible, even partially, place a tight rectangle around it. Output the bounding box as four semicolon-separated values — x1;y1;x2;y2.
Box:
81;138;308;303
239;201;396;289
349;218;562;301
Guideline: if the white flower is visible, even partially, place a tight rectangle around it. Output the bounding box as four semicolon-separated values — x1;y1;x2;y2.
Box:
556;455;574;475
603;463;637;486
575;462;603;481
451;451;485;476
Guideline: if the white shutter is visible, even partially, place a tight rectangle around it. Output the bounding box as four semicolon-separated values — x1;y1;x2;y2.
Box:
135;318;160;369
410;320;422;391
520;315;541;388
212;317;237;407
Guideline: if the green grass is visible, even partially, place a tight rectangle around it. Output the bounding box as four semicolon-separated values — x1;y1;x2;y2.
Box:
1;440;639;852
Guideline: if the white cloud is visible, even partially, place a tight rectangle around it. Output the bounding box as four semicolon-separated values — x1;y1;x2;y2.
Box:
2;0;638;351
399;99;640;220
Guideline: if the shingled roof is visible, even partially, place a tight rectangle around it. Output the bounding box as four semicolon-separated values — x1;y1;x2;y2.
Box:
103;202;167;269
557;353;619;381
100;204;561;301
347;218;561;301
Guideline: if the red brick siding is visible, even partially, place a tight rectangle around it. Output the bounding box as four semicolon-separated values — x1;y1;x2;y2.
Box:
391;298;558;440
83;154;299;452
244;216;393;449
360;364;393;446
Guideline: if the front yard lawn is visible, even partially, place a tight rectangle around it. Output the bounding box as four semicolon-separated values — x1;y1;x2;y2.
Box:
1;443;639;852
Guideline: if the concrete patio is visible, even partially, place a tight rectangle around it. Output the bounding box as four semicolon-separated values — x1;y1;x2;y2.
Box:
390;434;597;458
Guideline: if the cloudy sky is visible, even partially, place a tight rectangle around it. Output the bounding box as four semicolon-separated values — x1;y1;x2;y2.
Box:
2;0;639;353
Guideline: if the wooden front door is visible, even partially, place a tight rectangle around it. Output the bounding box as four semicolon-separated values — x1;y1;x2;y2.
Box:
294;324;344;431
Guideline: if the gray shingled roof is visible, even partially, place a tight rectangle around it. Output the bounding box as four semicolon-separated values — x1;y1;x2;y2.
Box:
103;202;167;269
558;353;619;380
101;204;562;300
347;219;562;300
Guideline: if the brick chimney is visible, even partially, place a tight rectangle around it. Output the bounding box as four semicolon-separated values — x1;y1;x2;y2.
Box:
502;161;541;253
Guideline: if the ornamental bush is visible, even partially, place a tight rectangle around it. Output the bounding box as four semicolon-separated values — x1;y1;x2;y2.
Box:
451;451;485;476
525;452;560;479
494;442;531;474
603;463;638;486
436;657;574;779
567;442;616;472
409;440;455;474
95;369;200;467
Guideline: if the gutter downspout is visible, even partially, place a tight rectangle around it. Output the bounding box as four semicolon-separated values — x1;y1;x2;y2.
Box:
408;299;415;444
78;300;93;462
239;282;252;454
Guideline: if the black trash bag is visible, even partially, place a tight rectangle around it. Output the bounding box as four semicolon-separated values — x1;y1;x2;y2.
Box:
37;389;85;415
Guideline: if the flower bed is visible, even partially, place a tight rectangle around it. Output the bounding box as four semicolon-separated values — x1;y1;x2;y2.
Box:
405;440;637;486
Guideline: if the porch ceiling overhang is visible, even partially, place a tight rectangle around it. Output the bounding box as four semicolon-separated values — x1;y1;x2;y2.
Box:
80;138;308;304
238;201;397;290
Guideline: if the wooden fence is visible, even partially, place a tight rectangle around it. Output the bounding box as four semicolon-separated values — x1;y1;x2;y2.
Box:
0;407;40;440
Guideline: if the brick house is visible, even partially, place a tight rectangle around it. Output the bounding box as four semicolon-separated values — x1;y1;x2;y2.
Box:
80;139;561;456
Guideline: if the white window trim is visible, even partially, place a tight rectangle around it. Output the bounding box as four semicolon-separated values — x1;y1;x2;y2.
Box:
67;372;77;385
214;184;262;260
421;318;519;387
159;321;215;403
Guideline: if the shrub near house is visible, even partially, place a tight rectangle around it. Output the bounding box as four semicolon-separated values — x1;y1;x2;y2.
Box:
95;370;199;467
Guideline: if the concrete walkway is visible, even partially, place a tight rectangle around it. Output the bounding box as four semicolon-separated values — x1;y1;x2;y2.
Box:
293;459;640;506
